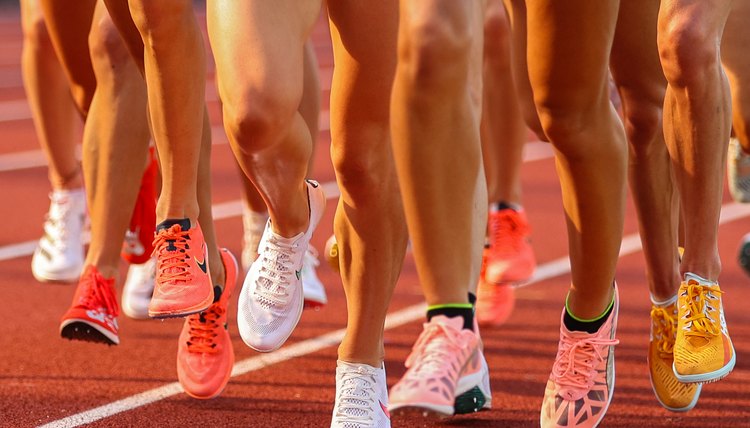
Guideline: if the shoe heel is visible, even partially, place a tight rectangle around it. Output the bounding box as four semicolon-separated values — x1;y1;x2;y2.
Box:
454;386;487;414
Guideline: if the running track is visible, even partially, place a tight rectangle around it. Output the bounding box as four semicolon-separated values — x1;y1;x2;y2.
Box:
1;7;749;428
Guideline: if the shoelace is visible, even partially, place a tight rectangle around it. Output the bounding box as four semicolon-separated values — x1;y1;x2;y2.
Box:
80;270;119;317
651;306;677;358
489;210;527;256
335;366;378;424
255;235;297;310
44;195;75;250
551;330;618;393
152;225;193;287
681;283;722;337
186;305;222;354
405;322;466;377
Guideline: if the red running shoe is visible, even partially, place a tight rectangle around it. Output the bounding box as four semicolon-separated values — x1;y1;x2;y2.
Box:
476;249;516;327
177;248;238;399
60;266;120;345
485;206;536;285
122;147;158;265
149;219;213;318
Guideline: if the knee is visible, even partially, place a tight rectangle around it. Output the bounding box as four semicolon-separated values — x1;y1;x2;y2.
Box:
222;85;298;155
22;11;55;57
398;12;473;87
620;95;663;152
332;138;395;197
658;19;719;88
89;14;133;75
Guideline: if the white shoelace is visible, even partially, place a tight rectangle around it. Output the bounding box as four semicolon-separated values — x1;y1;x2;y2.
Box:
255;235;299;311
43;195;75;250
335;366;378;425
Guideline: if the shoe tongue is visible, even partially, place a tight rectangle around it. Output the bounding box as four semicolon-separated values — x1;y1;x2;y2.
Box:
684;272;716;287
157;218;191;233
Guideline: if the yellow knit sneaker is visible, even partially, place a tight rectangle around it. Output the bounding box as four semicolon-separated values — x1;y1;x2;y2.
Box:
673;273;735;383
648;298;701;411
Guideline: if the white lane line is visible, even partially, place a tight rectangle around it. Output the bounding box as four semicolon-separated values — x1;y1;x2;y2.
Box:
34;201;750;428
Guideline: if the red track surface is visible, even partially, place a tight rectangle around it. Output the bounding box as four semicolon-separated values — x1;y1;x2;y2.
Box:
1;7;750;428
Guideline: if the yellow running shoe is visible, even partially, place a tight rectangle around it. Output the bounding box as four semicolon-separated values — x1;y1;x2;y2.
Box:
648;300;701;411
673;273;736;383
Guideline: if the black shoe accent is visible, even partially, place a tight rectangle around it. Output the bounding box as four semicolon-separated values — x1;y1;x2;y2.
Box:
490;201;517;212
427;306;474;331
156;218;191;233
60;321;117;346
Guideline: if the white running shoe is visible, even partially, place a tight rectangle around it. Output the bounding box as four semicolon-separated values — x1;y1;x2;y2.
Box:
31;188;86;283
302;247;327;309
241;207;269;272
728;137;750;203
237;180;326;352
331;361;391;428
121;257;156;319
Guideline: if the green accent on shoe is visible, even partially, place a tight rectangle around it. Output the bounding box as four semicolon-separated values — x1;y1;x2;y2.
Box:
565;293;614;323
426;303;474;312
454;386;487;414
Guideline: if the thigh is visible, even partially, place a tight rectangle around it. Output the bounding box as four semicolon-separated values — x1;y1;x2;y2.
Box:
526;0;619;111
207;0;321;112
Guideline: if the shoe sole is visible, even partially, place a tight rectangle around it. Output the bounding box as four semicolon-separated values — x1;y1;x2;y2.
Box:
60;319;119;345
32;269;81;284
672;351;736;384
648;356;703;412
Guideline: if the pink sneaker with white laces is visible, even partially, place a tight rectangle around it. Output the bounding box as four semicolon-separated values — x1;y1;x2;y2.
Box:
389;315;481;417
540;287;620;428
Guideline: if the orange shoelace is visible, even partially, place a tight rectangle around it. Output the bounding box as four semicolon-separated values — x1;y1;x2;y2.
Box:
651;306;676;358
186;305;223;354
681;283;723;338
152;225;192;287
552;330;619;392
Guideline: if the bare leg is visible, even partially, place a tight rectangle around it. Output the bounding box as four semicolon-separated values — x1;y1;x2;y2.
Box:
327;0;406;367
610;0;679;301
20;0;82;192
658;0;732;281
527;0;625;318
391;0;486;306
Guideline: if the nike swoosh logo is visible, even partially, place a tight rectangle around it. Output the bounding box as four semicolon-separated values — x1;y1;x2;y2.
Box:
194;244;208;274
380;401;390;419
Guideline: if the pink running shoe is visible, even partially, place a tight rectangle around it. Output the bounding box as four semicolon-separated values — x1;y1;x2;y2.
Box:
485;207;536;285
389;316;480;417
540;287;619;428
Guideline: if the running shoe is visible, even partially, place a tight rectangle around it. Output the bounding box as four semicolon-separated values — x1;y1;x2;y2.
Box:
454;323;492;414
241;207;269;272
476;248;516;327
60;265;120;345
727;137;750;203
121;147;157;265
237;180;326;352
649;299;701;411
149;219;213;318
302;247;327;309
32;188;86;283
177;248;238;399
673;273;735;383
737;233;750;278
485;206;536;285
331;361;391;428
540;287;619;428
121;257;156;319
389;315;481;417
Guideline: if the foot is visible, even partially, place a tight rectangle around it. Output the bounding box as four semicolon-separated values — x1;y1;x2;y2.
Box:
649;298;701;411
540;287;619;428
121;257;156;320
237;180;326;352
177;248;238;399
389;316;480;417
60;266;120;345
32;188;86;283
485;205;536;285
673;273;735;383
149;219;213;318
331;361;391;428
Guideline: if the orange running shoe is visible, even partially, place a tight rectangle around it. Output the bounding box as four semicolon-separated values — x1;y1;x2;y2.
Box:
149;219;213;318
540;287;619;428
476;248;516;327
177;248;237;399
121;147;157;265
485;206;536;285
60;266;120;345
